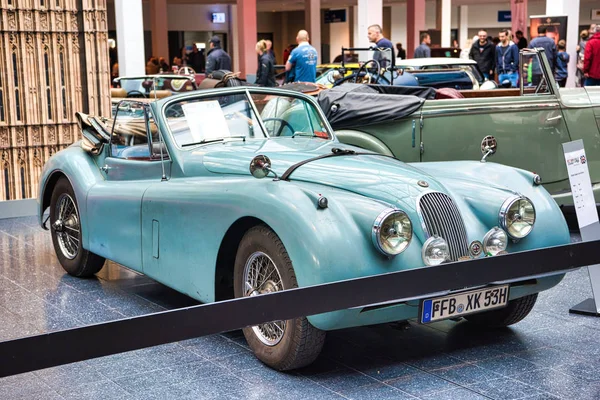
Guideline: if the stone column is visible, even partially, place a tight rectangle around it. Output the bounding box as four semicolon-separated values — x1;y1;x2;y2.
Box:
305;0;321;60
458;5;468;50
406;0;425;58
355;0;382;62
150;0;169;65
440;0;451;48
390;4;407;54
114;0;145;76
236;0;257;81
546;0;579;87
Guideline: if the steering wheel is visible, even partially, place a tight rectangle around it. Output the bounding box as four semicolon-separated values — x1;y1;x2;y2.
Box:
332;71;390;87
354;59;382;84
178;66;196;76
126;90;147;98
262;118;295;137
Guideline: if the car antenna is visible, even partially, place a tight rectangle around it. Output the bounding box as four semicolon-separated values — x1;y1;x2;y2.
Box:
153;76;168;182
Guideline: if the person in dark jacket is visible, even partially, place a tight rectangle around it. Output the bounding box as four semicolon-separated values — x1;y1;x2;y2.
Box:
584;26;600;86
555;40;570;87
255;40;276;87
496;29;519;87
206;36;232;75
515;30;528;50
529;25;557;73
469;30;495;79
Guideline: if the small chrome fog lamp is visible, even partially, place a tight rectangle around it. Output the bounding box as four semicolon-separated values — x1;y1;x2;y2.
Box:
483;227;508;256
421;236;450;266
499;196;535;239
372;209;412;256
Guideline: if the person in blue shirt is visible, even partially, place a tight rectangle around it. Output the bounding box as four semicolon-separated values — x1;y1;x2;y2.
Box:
414;33;431;58
496;29;519;87
555;40;570;87
285;30;318;83
367;24;394;69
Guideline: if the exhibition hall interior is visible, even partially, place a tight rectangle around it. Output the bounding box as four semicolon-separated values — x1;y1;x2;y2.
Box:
1;0;600;399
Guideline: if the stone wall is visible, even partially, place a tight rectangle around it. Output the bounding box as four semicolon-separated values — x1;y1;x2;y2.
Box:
0;0;110;201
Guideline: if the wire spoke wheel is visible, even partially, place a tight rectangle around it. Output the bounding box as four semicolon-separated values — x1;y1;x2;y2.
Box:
53;193;80;260
243;251;286;346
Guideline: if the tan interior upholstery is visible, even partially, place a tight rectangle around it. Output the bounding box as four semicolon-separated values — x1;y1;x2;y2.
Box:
148;90;172;99
110;88;127;98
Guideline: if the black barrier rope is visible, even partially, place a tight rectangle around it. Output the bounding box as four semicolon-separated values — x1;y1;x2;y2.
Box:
1;240;599;377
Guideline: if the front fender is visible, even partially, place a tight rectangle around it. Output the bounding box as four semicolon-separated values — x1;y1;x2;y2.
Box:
38;144;104;250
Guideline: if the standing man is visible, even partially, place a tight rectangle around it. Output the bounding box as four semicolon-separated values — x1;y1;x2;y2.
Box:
469;30;495;80
285;30;318;83
395;43;406;60
584;26;600;86
529;25;557;73
496;29;519;87
515;31;528;49
367;24;394;68
206;36;232;75
414;33;431;58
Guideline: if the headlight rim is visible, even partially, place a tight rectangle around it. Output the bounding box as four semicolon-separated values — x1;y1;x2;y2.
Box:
499;195;536;239
372;208;413;256
421;235;450;266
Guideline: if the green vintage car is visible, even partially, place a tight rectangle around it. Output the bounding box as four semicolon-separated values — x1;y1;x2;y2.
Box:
318;49;600;214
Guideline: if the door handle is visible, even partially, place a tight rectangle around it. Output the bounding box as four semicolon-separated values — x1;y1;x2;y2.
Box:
100;165;111;173
546;115;562;122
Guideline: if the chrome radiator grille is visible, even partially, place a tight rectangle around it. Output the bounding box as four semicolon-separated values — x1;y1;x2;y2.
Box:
418;192;469;261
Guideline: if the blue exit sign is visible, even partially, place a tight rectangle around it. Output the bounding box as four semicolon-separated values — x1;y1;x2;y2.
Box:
498;11;511;22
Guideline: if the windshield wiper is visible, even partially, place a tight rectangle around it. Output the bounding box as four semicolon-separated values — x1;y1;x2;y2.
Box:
291;132;320;138
182;136;246;147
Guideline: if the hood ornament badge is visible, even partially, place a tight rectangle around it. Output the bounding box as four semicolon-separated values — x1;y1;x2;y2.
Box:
469;241;483;257
417;180;429;188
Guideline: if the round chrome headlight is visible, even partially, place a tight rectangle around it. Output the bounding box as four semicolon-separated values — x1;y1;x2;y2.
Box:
421;236;450;266
483;227;508;256
499;196;536;239
372;209;412;256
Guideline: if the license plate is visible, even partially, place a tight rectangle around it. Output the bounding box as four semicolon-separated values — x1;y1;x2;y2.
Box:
420;285;509;324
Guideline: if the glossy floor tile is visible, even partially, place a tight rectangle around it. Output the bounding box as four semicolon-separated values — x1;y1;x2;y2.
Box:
0;217;599;399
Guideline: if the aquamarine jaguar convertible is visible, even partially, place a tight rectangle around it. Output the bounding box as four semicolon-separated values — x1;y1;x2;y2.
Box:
38;87;570;370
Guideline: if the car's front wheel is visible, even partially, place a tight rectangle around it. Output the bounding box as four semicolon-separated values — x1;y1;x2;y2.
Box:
234;225;326;370
50;177;105;277
464;293;538;328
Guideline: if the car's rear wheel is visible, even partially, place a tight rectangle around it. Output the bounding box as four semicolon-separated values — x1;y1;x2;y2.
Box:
50;177;105;277
464;293;538;328
233;225;325;370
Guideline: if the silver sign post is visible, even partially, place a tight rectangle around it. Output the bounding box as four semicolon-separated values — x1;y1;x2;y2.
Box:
563;140;600;316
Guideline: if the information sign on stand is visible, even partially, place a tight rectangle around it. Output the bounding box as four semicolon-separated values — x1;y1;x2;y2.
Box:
563;140;600;316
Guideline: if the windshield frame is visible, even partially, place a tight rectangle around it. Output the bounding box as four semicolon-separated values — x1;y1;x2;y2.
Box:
159;87;336;151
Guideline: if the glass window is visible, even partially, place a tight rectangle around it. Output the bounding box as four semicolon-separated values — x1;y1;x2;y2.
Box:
110;101;151;160
164;93;262;147
250;93;329;139
521;52;551;95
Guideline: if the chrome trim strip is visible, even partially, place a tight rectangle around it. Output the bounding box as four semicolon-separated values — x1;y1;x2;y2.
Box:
422;102;560;118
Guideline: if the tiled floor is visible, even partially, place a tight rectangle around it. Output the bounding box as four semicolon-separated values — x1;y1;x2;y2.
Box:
0;216;599;400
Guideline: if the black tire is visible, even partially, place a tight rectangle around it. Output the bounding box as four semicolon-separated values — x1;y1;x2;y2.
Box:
234;225;325;370
464;293;538;328
50;177;105;277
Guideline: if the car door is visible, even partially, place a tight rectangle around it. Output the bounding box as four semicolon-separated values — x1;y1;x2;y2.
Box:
420;50;571;185
86;101;170;271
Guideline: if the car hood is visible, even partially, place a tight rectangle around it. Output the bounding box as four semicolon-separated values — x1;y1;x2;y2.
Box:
181;138;446;211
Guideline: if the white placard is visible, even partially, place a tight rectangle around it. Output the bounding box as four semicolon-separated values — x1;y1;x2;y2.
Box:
182;101;230;142
564;148;599;228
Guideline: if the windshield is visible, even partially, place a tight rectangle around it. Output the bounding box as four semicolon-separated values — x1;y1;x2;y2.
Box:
116;76;196;97
164;91;332;148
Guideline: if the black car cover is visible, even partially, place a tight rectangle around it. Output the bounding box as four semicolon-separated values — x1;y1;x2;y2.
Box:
317;84;434;129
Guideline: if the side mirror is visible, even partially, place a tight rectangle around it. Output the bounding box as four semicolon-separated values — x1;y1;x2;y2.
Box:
480;135;497;163
249;155;278;180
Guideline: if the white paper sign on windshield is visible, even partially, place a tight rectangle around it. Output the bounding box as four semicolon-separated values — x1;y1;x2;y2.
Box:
182;100;230;142
564;147;599;228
